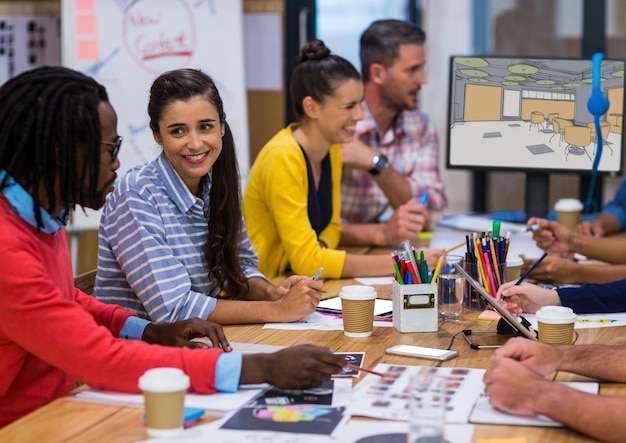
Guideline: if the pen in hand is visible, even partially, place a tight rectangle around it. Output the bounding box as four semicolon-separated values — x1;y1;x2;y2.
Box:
515;252;548;285
524;224;542;232
312;267;324;281
418;192;429;206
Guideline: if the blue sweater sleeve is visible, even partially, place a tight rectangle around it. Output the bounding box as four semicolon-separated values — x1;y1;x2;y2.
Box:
602;177;626;230
558;279;626;313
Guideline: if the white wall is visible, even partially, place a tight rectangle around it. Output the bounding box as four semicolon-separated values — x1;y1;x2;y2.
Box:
422;0;473;214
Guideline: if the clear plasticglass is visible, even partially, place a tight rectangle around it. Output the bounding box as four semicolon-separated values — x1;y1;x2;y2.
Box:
408;370;445;443
437;255;464;322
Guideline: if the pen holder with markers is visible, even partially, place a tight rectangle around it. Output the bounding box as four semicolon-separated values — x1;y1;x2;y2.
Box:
392;280;438;333
463;261;506;310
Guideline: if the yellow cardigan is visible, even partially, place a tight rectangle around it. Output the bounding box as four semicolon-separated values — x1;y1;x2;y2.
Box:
243;124;346;279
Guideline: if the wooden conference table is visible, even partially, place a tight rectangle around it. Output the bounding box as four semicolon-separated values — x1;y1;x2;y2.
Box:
2;250;626;442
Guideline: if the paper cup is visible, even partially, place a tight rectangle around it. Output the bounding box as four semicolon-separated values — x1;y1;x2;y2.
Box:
554;198;583;230
505;256;525;283
139;367;190;437
536;306;576;344
339;285;377;337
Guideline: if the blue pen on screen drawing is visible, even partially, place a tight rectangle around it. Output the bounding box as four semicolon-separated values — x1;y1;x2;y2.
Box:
419;192;429;206
515;252;548;285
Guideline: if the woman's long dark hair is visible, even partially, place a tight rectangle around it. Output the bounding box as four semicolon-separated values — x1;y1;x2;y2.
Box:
148;69;247;299
0;66;108;229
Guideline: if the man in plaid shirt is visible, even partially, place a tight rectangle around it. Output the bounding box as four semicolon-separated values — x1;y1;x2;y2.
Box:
340;19;447;248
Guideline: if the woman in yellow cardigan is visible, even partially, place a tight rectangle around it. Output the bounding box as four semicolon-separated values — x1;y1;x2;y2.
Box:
243;40;442;279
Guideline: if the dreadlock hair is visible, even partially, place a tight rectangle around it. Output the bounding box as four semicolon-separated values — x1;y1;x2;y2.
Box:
0;66;108;229
147;68;248;300
291;39;361;120
360;19;426;83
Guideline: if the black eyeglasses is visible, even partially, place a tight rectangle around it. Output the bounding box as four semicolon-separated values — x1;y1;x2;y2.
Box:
102;135;123;161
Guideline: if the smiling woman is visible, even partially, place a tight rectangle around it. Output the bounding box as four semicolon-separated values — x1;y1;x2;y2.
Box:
94;69;326;326
243;40;418;280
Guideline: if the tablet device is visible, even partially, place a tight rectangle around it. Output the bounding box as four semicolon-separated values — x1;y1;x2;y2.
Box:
453;262;538;341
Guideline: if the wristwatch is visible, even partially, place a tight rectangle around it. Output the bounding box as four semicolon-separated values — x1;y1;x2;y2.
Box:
368;153;390;175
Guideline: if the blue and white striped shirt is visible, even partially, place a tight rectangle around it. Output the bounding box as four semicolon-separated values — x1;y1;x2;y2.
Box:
94;152;266;323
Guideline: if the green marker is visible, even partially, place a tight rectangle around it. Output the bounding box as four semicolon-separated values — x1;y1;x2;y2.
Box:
492;220;501;237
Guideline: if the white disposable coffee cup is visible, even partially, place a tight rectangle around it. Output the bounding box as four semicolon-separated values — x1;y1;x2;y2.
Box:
339;285;377;337
554;198;584;230
139;367;190;437
536;306;577;345
505;256;525;283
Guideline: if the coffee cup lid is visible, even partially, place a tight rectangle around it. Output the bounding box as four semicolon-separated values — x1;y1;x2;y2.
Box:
506;255;524;267
139;367;190;392
554;198;583;212
339;285;377;300
536;306;577;324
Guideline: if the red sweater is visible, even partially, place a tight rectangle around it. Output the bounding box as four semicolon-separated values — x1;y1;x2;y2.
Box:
0;196;221;427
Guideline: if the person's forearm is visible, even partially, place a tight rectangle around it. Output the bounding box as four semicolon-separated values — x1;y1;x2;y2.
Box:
595;213;620;236
244;277;278;301
557;344;626;382
341;253;392;278
571;263;626;284
571;235;626;264
208;299;278;324
240;353;271;384
372;167;412;208
340;222;386;246
535;384;626;442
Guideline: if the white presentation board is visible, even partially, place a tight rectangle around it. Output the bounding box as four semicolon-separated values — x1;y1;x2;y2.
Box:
61;0;249;229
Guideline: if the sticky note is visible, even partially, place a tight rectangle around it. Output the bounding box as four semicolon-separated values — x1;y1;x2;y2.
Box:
77;39;98;61
74;0;96;11
74;0;95;10
75;15;96;35
478;309;500;321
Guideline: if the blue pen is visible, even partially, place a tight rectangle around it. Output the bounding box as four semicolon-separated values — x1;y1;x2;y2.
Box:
419;192;429;206
515;252;548;285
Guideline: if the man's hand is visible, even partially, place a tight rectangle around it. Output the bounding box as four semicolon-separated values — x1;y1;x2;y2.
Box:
576;220;604;237
483;355;551;417
522;255;579;284
382;199;428;244
142;318;232;351
527;217;574;254
340;139;377;170
490;337;563;376
241;345;347;389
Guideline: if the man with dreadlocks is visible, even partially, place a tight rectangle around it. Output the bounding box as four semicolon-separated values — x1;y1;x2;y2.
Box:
0;66;346;427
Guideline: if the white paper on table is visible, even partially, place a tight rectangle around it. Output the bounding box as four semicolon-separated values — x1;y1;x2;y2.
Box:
263;311;393;330
318;297;393;315
347;364;485;423
523;312;626;329
137;415;475;443
469;381;598;426
74;385;265;415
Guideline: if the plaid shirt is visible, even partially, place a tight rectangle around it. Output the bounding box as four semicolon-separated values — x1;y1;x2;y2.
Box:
341;101;447;223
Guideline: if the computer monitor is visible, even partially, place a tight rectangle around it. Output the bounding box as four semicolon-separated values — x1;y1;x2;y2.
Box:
447;55;625;174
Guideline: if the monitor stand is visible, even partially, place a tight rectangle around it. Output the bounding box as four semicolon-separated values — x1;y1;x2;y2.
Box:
525;173;550;219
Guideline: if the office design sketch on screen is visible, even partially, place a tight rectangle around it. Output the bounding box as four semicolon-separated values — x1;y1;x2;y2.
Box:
447;56;625;174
